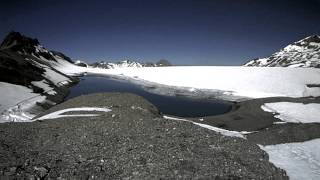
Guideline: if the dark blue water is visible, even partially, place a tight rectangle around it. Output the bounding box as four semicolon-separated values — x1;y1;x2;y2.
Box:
66;76;232;117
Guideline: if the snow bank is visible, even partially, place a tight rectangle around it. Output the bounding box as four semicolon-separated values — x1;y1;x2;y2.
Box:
261;102;320;123
31;80;57;95
261;138;320;180
35;107;112;120
0;82;43;113
0;82;47;123
163;115;246;138
86;66;320;100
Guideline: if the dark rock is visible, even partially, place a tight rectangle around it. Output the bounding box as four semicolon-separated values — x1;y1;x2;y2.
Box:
0;31;39;51
0;49;44;87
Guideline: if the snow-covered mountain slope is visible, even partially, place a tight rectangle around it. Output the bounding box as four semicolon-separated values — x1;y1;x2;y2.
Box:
0;32;87;120
0;33;68;94
244;35;320;68
0;32;86;76
91;59;172;69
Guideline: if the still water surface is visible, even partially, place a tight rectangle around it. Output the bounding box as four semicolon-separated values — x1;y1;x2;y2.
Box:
66;76;232;117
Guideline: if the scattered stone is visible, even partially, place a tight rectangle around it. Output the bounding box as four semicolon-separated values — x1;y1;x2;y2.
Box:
0;93;288;179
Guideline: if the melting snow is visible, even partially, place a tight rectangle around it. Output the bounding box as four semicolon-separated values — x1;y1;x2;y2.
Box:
163;115;246;138
261;102;320;123
261;139;320;180
35;107;112;120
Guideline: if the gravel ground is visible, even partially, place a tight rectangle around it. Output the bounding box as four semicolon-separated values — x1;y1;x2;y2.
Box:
0;93;288;179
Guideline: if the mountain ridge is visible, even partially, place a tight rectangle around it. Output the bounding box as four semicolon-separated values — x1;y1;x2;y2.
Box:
0;31;80;118
91;59;172;69
244;35;320;68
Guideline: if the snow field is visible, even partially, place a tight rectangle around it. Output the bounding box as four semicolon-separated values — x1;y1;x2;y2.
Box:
261;102;320;123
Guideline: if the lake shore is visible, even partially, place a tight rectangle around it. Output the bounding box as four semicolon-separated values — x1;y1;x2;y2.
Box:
0;93;288;179
1;79;320;179
185;96;320;145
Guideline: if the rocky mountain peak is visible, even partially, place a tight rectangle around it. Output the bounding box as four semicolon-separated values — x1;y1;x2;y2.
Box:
295;35;320;45
244;35;320;68
0;31;40;51
291;35;320;50
0;31;74;63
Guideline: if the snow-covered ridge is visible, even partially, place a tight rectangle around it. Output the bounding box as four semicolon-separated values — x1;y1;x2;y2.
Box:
244;35;320;68
93;60;143;69
91;59;172;69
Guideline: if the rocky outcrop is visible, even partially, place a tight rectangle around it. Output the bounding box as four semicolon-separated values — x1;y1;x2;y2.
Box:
244;35;320;68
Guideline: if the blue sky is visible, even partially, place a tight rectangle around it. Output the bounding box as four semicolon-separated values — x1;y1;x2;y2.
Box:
1;0;320;65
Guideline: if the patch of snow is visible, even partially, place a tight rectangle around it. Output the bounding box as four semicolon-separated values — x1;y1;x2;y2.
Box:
31;80;57;95
42;67;72;85
74;60;89;67
35;107;112;120
35;53;88;76
1;110;35;123
261;102;320;123
163;115;246;138
261;138;320;180
0;82;43;113
0;82;47;123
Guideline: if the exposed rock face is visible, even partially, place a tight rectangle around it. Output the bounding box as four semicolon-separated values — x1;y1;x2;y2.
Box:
0;93;288;179
244;35;320;68
0;50;44;88
0;31;79;85
0;31;75;85
0;31;40;51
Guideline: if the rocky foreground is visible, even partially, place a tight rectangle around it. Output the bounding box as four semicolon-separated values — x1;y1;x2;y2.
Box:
0;93;288;179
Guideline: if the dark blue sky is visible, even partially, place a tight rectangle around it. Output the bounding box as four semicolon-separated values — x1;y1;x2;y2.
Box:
1;0;320;65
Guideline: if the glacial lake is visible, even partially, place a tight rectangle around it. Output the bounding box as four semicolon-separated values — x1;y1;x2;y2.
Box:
66;76;232;117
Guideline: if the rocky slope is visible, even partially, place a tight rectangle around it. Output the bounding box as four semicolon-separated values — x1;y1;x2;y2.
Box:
0;93;288;179
91;59;172;69
244;35;320;68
